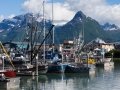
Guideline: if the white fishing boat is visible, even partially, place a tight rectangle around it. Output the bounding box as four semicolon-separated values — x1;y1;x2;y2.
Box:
93;48;114;67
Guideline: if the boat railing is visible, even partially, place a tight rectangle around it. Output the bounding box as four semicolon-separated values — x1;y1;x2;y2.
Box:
0;67;15;71
16;67;30;70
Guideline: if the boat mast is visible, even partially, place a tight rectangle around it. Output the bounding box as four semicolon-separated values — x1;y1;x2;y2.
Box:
43;0;45;63
83;21;84;47
30;13;34;64
52;0;54;53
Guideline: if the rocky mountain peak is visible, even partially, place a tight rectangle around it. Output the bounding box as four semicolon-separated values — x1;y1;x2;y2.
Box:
73;11;86;19
102;22;120;31
67;11;86;25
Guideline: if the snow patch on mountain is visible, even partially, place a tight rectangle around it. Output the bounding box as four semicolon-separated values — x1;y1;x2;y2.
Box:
8;24;15;27
0;30;3;32
3;18;18;23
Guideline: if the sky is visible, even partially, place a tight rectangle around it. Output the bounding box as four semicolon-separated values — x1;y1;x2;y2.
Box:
0;0;120;26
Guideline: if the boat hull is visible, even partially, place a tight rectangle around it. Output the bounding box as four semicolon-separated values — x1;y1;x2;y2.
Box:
95;61;114;67
0;70;16;77
65;65;95;74
47;64;67;73
15;65;48;75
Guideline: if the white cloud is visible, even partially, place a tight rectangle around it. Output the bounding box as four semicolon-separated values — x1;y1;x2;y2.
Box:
64;0;120;27
7;14;15;18
0;15;4;22
21;0;44;14
21;0;75;25
21;0;120;27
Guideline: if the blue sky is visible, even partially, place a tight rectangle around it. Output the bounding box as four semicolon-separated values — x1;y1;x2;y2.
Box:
0;0;63;17
106;0;120;5
0;0;119;14
0;0;119;16
0;0;120;26
0;0;25;17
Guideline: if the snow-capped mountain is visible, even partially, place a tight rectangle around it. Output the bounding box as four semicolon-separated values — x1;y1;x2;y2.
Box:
0;13;30;31
0;11;120;43
0;13;52;32
102;22;120;31
0;13;53;42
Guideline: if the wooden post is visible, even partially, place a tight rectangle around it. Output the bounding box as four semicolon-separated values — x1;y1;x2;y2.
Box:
2;57;4;70
87;53;89;68
35;54;38;76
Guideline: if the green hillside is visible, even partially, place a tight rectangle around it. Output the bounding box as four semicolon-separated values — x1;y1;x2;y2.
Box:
0;11;117;44
55;11;113;44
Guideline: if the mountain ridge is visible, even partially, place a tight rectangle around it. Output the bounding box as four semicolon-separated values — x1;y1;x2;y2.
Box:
102;22;120;31
0;11;119;44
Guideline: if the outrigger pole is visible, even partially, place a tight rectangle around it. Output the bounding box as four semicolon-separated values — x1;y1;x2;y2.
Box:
31;24;55;62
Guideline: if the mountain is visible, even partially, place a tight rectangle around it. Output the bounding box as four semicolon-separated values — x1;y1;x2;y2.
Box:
102;22;120;31
0;13;52;42
0;11;118;44
55;11;112;44
101;22;120;42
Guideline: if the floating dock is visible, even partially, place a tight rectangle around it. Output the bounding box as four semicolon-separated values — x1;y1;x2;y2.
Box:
0;77;20;89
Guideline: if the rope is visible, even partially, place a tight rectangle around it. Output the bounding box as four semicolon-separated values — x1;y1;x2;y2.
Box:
0;41;14;68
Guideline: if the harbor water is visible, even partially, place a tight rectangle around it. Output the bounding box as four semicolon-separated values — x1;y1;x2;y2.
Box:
10;61;120;90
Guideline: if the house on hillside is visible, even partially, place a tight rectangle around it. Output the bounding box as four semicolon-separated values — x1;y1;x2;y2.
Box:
84;38;114;53
99;43;114;52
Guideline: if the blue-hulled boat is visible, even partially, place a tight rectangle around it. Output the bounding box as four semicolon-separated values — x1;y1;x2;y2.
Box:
47;60;67;73
65;63;95;75
47;59;67;73
65;64;90;73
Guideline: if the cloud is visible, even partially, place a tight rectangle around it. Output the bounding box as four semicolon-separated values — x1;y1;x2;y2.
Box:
21;0;44;14
0;14;15;22
64;0;120;26
21;0;75;25
21;0;120;27
0;15;4;22
7;14;15;18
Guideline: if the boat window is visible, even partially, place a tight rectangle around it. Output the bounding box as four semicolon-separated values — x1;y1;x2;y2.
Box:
15;54;22;57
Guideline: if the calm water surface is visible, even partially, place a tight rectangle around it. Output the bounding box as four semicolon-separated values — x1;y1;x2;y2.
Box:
14;61;120;90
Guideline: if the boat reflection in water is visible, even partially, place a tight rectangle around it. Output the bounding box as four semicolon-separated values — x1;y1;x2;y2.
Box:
17;62;117;90
20;75;48;90
19;72;96;90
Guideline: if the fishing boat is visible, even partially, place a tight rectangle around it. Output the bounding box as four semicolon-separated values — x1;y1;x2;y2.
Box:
5;50;48;75
0;41;20;90
65;53;95;74
43;0;67;73
64;27;95;74
65;64;90;73
0;41;16;77
47;59;67;73
0;69;16;78
8;12;56;75
95;58;114;67
93;48;114;67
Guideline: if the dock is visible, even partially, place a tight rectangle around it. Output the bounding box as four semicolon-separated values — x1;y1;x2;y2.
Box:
0;77;20;89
